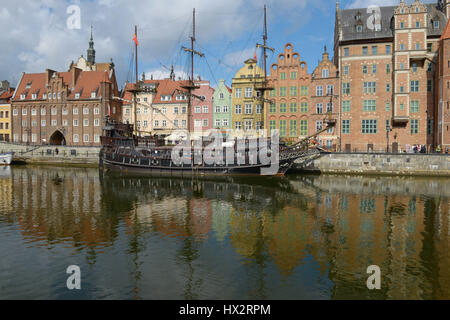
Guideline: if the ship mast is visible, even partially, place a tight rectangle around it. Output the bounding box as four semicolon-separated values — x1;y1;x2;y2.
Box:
256;5;274;131
182;8;204;133
133;25;139;137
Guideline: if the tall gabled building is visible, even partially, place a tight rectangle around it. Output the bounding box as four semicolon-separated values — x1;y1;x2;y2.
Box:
334;0;447;152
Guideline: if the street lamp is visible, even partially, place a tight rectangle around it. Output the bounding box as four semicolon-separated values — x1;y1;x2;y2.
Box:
24;127;31;145
326;88;339;152
386;119;392;153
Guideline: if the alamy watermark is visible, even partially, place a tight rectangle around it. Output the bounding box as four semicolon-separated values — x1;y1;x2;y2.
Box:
66;4;81;30
366;6;381;31
66;265;81;290
171;130;280;175
366;265;381;290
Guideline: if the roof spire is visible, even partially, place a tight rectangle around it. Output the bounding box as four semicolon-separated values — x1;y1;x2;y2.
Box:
87;25;96;65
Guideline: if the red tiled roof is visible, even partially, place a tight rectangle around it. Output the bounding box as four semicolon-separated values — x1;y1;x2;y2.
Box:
122;79;191;105
0;88;14;101
441;19;450;41
13;69;112;101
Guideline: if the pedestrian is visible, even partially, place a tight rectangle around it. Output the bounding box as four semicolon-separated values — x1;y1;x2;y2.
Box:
55;148;59;155
413;145;418;153
420;145;426;154
437;145;442;153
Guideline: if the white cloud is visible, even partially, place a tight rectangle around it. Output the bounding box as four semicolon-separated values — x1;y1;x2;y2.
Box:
0;0;322;87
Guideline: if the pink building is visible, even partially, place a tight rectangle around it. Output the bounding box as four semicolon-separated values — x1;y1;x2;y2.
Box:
190;80;214;132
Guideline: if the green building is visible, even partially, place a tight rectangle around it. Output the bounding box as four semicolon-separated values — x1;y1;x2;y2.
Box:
212;79;232;130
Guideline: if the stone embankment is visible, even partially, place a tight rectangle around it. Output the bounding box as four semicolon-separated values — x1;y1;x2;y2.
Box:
294;152;450;176
0;142;99;166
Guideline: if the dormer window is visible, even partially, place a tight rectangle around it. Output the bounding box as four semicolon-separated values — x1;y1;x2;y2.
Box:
32;94;37;100
91;92;96;98
57;92;61;100
26;82;32;89
322;69;329;78
356;25;363;32
20;94;25;100
53;93;56;99
400;22;405;29
75;93;80;99
434;20;440;29
355;12;361;20
43;94;47;99
161;95;171;101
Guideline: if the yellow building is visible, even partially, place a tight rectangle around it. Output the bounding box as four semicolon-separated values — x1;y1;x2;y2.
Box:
0;88;13;142
231;59;265;136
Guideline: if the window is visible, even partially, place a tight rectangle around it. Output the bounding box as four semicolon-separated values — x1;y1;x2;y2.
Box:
289;120;297;137
244;120;252;131
326;103;333;113
91;92;96;98
300;86;309;96
83;134;89;142
256;104;262;114
174;107;179;114
342;101;350;112
386;102;391;111
215;106;221;113
32;93;37;100
62;120;68;126
427;43;433;52
427;119;433;135
412;63;418;72
21;120;27;126
280;103;287;113
386;64;391;73
316;121;323;132
94;119;100;126
327;85;334;95
215;119;221;127
300;102;308;113
41;108;46;115
202;106;208;113
235;121;242;130
174;120;178;127
235;105;242;114
344;48;349;56
386;84;391;92
362;47;368;55
223;106;229;113
269;103;276;113
269;120;276;134
83;119;89;127
235;88;242;98
279;87;287;97
51;119;57;126
219;93;224;99
154;120;159;127
32;134;37;143
400;44;405;51
400;22;405;29
300;120;308;136
182;120;187;128
411;80;419;92
20;94;25;100
400;103;405;110
269;89;276;97
223;119;229;127
83;108;89;115
291;72;297;80
362;120;377;134
415;43;421;50
434;20;440;29
400;63;405;70
162;120;167;127
316;86;323;96
400;86;405;93
372;65;377;74
363;100;376;111
371;46;377;55
279;120;286;137
73;108;78;115
363;82;376;93
363;65;368;74
41;120;46;127
342;120;350;134
427;63;433;72
73;119;78;126
280;72;287;80
386;45;391;54
342;83;350;95
411;119;419;134
316;103;323;114
182;107;187;114
245;87;253;98
322;69;329;78
344;66;349;75
290;103;297;113
22;109;27;116
356;25;363;32
290;86;297;97
245;103;252;114
411;100;419;113
13;109;18;116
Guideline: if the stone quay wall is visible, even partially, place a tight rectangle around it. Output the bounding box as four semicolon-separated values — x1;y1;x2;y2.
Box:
294;152;450;177
0;142;99;166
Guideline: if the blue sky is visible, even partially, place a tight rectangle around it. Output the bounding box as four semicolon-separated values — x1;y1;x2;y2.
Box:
0;0;438;89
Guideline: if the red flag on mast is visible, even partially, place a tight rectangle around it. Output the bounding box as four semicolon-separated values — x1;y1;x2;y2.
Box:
254;50;257;62
133;33;139;46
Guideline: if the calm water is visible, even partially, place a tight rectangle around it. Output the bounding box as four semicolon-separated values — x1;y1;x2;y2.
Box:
0;166;449;300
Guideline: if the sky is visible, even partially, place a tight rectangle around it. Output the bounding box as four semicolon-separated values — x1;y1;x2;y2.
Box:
0;0;439;90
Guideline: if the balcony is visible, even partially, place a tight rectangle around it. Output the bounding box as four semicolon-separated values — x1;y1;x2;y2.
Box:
392;116;409;125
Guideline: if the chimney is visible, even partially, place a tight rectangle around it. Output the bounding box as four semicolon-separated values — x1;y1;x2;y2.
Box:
46;69;56;86
72;67;82;87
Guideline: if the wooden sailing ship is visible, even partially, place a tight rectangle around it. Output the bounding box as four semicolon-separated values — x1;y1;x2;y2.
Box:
99;6;336;176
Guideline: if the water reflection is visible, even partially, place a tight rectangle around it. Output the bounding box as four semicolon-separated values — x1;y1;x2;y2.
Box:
0;167;449;299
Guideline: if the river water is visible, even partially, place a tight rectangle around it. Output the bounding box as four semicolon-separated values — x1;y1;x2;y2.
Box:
0;166;449;300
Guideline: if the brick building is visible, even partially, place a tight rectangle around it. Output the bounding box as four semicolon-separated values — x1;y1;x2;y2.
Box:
311;47;340;150
334;0;447;152
266;43;312;142
439;12;450;151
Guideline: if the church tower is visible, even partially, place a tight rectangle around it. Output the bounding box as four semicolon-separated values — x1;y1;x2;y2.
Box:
87;26;96;65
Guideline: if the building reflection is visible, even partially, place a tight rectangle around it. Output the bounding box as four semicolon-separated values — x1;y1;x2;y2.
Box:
4;167;450;299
